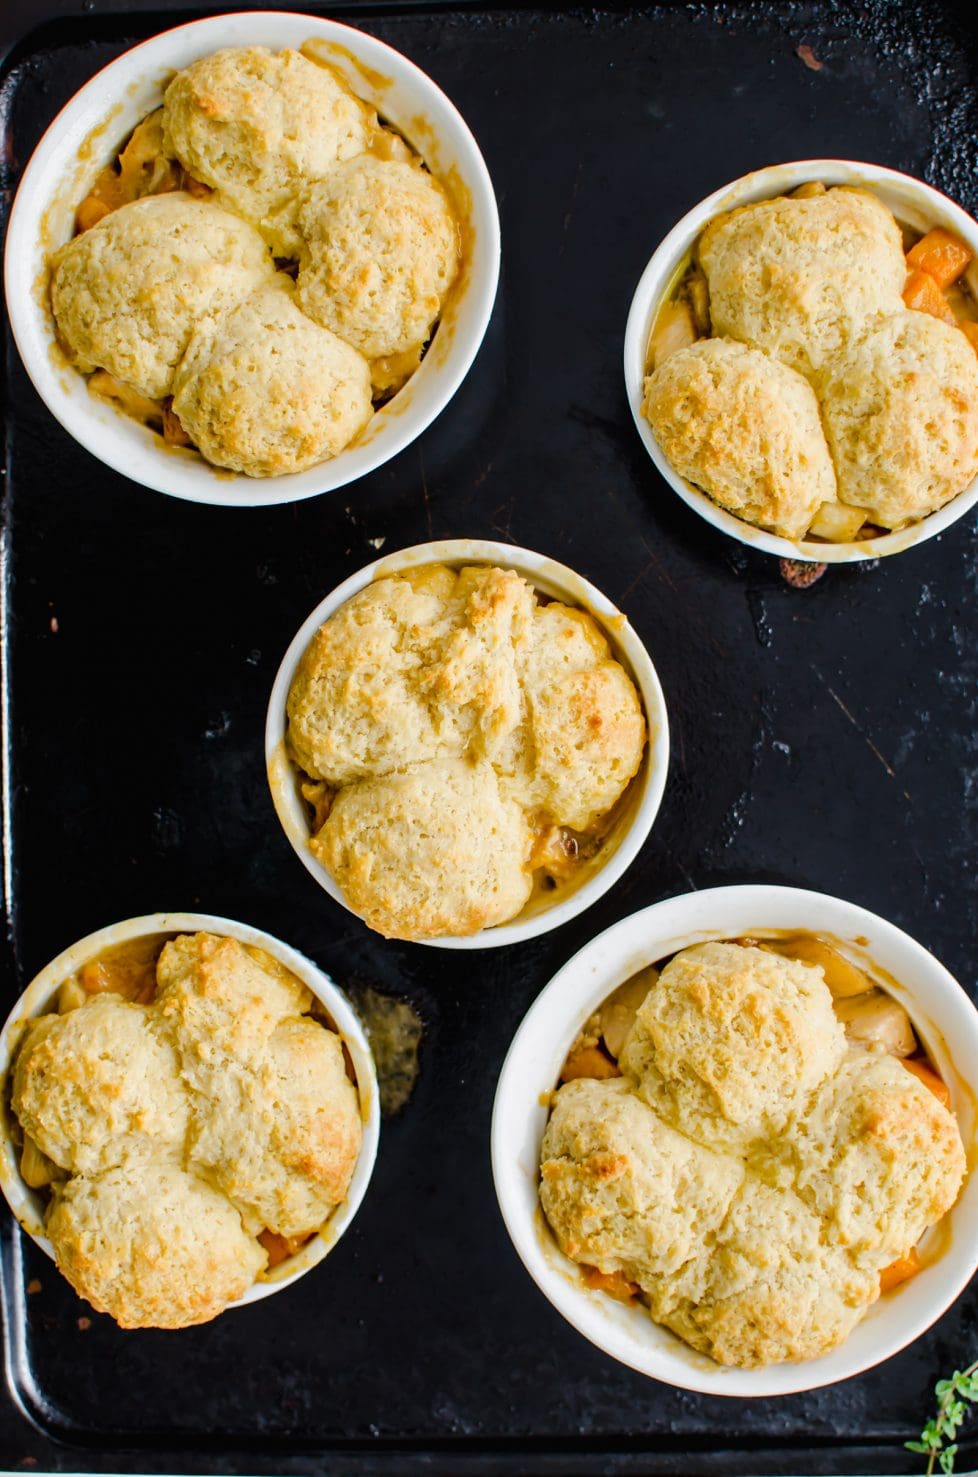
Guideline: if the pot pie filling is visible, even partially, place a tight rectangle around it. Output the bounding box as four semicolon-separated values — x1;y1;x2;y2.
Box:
6;931;363;1328
49;45;463;476
284;562;648;942
642;182;978;541
539;933;966;1369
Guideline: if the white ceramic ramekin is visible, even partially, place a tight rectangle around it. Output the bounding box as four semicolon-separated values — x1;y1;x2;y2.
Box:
491;884;978;1396
3;12;500;507
0;912;380;1311
624;160;978;563
266;539;670;951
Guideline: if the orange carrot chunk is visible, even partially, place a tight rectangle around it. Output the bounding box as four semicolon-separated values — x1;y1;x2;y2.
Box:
902;1056;952;1107
582;1266;640;1302
906;228;973;289
560;1045;621;1083
257;1229;311;1268
879;1246;922;1294
903;268;959;326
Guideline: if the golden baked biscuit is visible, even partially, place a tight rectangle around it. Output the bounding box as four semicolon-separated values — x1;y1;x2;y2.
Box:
817;311;978;528
296;158;459;360
286;565;531;787
50;193;274;399
513;603;646;831
619;942;846;1154
171;282;372;476
314;757;534;940
789;1052;965;1267
642;337;836;539
157;932;360;1236
659;1178;879;1367
422;564;534;770
187;1016;362;1238
156;932;312;1065
11;996;187;1175
162;47;372;254
540;1078;743;1283
699;187;906;377
46;1154;266;1329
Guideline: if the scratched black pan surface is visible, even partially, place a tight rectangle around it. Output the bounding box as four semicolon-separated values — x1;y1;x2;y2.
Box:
2;2;978;1472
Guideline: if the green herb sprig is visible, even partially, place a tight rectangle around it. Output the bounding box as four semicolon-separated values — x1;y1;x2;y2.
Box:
907;1361;978;1474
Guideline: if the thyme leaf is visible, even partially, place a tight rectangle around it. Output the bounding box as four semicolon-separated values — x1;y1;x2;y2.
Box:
908;1362;978;1474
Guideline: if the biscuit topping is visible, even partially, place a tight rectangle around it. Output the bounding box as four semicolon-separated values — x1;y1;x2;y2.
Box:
9;932;363;1329
285;564;647;940
540;938;966;1368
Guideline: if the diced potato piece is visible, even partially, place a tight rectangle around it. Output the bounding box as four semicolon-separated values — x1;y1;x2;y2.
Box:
650;299;696;370
599;966;659;1059
903;268;959;325
879;1246;921;1294
20;1136;56;1189
560;1045;621;1083
902;1056;952;1107
960;321;978;356
791;181;827;199
116;110;181;200
530;824;582;883
835;989;917;1057
57;979;88;1013
770;936;872;997
906;228;973;290
807;501;868;543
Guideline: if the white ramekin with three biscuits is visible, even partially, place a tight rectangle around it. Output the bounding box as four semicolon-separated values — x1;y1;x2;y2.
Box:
625;160;978;562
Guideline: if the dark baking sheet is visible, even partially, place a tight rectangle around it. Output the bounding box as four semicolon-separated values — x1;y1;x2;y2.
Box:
3;1;978;1471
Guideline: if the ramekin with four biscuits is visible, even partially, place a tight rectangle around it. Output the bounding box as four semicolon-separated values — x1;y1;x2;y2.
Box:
0;913;380;1330
3;12;500;505
492;885;978;1395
